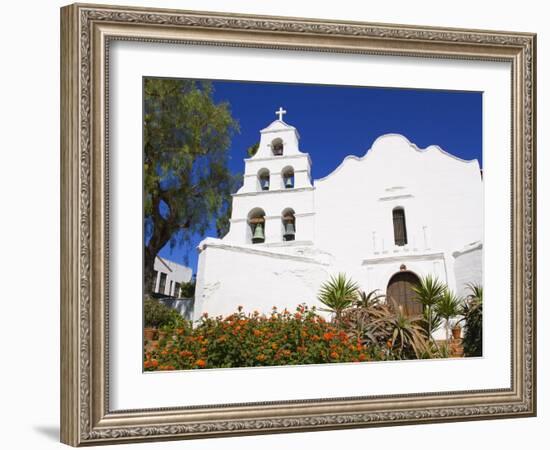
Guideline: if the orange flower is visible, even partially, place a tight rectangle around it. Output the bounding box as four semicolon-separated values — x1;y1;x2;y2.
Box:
253;329;262;337
294;312;302;320
179;350;193;358
271;343;278;350
359;353;367;361
256;354;266;361
386;340;393;349
151;359;159;368
330;351;339;359
195;359;207;368
143;360;151;369
323;332;335;341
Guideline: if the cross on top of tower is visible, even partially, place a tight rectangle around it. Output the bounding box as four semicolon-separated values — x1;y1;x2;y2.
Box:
275;107;287;121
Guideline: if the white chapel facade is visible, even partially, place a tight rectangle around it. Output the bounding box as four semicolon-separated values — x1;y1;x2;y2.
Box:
194;108;483;325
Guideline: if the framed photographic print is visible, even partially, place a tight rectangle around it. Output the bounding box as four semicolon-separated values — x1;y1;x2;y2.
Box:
60;3;537;446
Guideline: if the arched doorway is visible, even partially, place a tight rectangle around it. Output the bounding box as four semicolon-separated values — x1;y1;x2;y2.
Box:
386;271;422;316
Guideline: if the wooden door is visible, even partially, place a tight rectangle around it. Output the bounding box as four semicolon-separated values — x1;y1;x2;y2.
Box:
386;271;422;316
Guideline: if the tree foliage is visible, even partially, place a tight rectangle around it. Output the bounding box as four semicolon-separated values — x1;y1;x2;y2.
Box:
247;142;260;157
143;78;239;291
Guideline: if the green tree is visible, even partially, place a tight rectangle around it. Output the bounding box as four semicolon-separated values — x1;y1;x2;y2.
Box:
247;142;260;157
144;78;239;292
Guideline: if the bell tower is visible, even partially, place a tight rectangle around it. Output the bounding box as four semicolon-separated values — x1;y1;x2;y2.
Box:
223;107;315;246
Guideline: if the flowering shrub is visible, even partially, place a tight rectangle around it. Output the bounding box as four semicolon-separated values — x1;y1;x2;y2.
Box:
144;298;185;329
144;305;377;371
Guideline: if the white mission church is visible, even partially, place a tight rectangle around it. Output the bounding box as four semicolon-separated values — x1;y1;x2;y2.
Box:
194;108;483;324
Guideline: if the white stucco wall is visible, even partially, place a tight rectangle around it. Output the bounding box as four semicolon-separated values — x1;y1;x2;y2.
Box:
194;239;332;319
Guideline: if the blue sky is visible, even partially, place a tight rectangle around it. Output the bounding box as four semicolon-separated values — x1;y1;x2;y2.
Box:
157;79;482;275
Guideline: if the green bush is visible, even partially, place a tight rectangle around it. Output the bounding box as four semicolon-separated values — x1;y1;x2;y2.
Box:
462;284;483;357
144;298;185;329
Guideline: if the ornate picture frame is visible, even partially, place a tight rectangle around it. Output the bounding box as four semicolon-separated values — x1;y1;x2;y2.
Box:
60;3;536;446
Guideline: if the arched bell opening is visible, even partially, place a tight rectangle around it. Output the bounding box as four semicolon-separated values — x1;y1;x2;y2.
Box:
282;166;295;189
247;208;266;244
271;138;284;156
281;208;296;242
257;168;270;191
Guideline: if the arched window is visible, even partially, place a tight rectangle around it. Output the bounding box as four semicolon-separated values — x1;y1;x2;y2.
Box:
392;207;408;246
282;208;296;242
282;166;294;189
257;168;270;191
271;138;284;156
248;208;266;244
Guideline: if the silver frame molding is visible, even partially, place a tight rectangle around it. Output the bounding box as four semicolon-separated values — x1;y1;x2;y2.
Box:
60;3;536;446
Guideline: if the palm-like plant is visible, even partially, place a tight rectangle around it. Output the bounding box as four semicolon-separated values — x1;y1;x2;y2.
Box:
411;275;446;339
435;290;462;342
465;282;483;303
317;273;359;322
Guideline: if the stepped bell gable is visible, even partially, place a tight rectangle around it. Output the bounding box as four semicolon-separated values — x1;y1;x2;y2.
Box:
223;107;315;245
194;109;483;337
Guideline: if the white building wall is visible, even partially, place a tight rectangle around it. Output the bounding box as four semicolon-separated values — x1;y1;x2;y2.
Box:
152;257;193;297
453;243;483;298
194;241;331;319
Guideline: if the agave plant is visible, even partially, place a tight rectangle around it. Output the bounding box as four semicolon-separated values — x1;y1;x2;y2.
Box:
317;273;359;322
355;289;385;308
435;290;463;342
411;275;446;339
369;299;429;359
341;289;386;344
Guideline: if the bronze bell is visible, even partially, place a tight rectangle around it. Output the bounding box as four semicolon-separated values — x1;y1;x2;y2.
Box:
283;221;295;241
252;223;265;243
285;176;293;188
261;178;270;190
